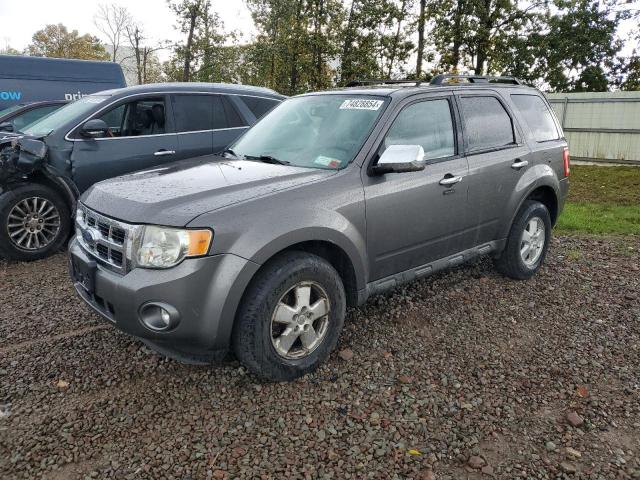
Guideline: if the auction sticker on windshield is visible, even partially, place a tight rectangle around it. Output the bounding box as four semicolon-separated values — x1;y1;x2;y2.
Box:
339;99;384;111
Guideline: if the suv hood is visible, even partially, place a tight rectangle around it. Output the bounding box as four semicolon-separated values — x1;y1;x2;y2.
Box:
82;156;338;226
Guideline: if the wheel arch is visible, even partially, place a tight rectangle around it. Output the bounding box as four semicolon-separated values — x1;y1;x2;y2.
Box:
501;180;560;241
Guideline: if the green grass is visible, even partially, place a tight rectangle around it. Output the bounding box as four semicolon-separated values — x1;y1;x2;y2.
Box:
555;165;640;236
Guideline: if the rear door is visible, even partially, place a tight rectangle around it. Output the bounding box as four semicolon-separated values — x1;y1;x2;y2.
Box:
509;93;566;176
171;93;214;160
454;90;533;248
70;94;178;192
363;94;470;280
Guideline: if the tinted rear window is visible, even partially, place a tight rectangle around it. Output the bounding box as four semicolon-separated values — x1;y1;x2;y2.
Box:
239;96;280;120
459;96;515;151
511;94;559;142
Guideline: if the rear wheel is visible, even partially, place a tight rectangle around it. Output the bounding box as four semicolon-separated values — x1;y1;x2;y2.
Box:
0;184;71;261
494;200;551;280
232;251;346;381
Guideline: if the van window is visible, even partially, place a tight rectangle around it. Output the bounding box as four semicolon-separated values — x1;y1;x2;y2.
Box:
96;97;166;137
459;96;515;151
383;99;455;161
239;96;280;120
511;94;559;142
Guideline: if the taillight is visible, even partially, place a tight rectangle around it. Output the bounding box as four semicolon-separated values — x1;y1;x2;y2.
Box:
563;147;570;177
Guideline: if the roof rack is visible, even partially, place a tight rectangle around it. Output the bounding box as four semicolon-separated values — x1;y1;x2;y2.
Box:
345;79;422;87
430;74;522;85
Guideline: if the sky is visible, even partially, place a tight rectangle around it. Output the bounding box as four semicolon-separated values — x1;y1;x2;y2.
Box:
0;0;257;61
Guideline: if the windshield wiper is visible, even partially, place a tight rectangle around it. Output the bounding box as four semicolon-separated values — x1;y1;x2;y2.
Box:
244;154;290;165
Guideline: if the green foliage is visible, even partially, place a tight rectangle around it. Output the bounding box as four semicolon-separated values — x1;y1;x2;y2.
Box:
159;0;632;93
27;24;109;60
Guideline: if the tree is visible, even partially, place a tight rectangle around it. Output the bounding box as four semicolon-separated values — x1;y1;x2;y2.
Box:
168;0;211;82
94;3;132;62
125;23;165;84
415;0;427;77
27;24;109;60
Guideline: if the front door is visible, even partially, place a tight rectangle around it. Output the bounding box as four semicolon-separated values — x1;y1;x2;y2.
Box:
363;95;470;281
454;91;533;247
70;95;178;192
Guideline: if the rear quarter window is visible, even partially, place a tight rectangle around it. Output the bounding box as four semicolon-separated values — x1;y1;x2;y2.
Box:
239;96;280;120
510;94;560;142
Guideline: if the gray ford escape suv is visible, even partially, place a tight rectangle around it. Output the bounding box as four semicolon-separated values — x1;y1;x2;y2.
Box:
69;75;569;381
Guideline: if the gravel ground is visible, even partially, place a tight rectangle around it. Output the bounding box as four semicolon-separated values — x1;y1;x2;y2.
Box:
0;235;639;480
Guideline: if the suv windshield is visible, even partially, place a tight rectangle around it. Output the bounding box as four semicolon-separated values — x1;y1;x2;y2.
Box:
229;94;387;170
22;95;109;137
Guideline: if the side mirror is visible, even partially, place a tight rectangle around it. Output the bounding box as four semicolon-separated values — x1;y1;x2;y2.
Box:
0;122;14;132
372;144;426;175
80;119;109;138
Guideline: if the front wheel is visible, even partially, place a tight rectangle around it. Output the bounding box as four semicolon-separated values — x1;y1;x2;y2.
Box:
494;200;552;280
0;184;71;261
232;251;346;382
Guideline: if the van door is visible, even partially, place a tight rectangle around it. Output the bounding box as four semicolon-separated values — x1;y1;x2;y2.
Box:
363;95;470;281
70;95;178;192
454;91;533;248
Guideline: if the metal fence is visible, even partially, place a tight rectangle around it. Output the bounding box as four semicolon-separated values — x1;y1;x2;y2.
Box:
546;91;640;165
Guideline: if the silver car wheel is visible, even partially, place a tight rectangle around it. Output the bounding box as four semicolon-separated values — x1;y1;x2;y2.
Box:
520;216;545;267
270;281;331;360
7;197;61;251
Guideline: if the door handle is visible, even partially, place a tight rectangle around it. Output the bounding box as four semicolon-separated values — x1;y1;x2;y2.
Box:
511;159;529;170
439;175;463;186
154;150;175;156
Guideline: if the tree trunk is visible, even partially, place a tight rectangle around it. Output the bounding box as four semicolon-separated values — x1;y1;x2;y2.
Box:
387;0;408;78
474;0;492;75
451;0;464;70
416;0;426;77
183;9;198;82
340;0;358;83
289;0;304;93
314;0;325;88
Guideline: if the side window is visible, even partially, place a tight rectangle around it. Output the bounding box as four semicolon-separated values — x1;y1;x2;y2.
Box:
12;105;60;131
383;99;456;161
239;96;280;120
214;96;247;129
459;96;515;151
95;97;166;137
172;95;213;133
510;94;559;142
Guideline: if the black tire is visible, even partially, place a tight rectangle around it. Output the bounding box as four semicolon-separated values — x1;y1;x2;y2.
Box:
0;184;71;261
494;200;552;280
232;251;346;382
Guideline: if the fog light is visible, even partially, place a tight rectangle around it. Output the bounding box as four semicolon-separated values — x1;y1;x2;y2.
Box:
139;303;180;331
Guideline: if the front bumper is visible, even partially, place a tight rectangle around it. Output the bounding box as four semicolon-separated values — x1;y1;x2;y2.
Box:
68;238;260;356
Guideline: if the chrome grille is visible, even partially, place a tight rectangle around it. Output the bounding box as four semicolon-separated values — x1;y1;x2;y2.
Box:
75;204;137;275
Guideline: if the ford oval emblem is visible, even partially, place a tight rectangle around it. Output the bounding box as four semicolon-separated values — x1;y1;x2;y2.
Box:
81;228;96;247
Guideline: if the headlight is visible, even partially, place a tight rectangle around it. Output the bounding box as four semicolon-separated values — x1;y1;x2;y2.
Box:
135;226;212;269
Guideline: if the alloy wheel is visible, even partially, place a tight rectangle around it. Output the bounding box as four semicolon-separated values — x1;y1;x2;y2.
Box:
7;197;61;251
520;216;545;267
270;281;331;360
